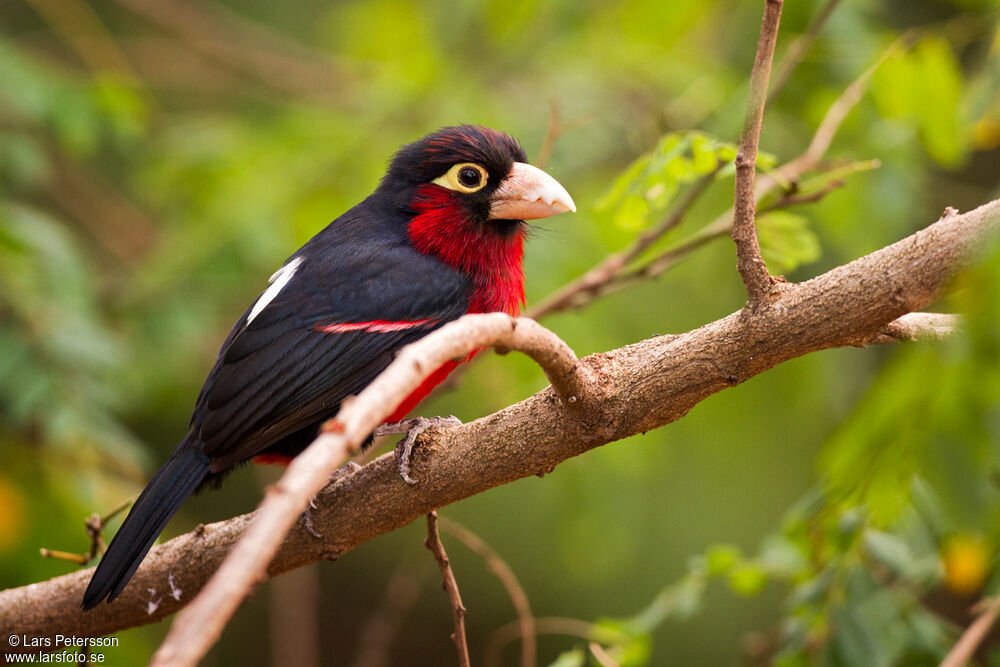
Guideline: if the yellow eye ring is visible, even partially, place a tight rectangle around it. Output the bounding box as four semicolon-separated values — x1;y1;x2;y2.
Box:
433;162;488;193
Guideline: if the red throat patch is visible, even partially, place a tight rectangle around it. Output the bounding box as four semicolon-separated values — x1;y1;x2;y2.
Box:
407;184;525;315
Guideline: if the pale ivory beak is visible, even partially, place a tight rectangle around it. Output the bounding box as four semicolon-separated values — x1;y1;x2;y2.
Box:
488;162;577;221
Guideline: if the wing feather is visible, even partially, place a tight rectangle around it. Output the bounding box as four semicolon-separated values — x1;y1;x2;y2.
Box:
192;237;469;470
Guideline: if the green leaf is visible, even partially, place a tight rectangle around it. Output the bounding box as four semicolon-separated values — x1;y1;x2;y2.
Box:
863;529;915;576
705;543;742;575
873;38;969;168
547;647;586;667
596;130;737;232
756;211;821;274
830;606;890;667
912;38;968;168
629;572;706;631
728;562;768;596
618;634;652;667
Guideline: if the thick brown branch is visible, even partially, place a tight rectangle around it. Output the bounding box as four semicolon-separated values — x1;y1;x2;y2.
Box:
732;0;783;303
425;512;470;667
2;198;998;659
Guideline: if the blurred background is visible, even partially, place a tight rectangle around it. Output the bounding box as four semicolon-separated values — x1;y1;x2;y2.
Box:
1;0;1000;664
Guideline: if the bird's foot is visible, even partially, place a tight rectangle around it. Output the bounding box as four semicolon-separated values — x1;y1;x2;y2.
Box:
299;461;363;538
300;505;323;539
374;416;462;485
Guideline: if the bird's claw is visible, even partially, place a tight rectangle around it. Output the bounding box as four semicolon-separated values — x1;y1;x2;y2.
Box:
300;461;364;538
376;416;462;485
300;508;323;539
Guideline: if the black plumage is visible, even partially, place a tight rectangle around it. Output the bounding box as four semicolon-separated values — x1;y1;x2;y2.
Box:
82;125;574;610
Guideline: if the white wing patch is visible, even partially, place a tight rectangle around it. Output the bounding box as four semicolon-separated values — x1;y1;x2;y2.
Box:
246;256;303;325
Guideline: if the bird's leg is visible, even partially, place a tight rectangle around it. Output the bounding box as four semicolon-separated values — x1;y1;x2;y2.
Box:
374;416;462;485
298;461;363;538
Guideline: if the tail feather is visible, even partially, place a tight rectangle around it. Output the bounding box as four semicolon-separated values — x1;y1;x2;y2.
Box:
82;441;210;610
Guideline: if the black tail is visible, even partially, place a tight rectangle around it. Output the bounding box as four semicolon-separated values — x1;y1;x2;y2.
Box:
82;439;210;610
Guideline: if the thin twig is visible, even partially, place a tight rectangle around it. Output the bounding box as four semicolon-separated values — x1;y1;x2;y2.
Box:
534;100;562;171
40;498;134;567
529;15;897;322
732;0;784;303
45;157;161;268
22;0;136;75
440;517;536;667
484;617;633;667
761;179;845;212
111;0;348;102
575;223;728;306
527;168;719;320
768;0;844;101
940;596;1000;667
534;100;592;170
780;34;912;180
38;549;90;565
426;512;470;667
589;642;620;667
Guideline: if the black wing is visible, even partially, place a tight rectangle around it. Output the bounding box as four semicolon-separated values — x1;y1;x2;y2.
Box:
192;234;469;473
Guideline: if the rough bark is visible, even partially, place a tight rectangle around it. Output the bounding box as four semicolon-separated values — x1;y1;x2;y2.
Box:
1;197;997;652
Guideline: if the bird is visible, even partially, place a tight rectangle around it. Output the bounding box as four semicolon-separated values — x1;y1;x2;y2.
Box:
81;125;576;610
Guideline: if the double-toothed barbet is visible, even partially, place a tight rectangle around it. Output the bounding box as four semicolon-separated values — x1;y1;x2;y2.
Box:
82;125;575;609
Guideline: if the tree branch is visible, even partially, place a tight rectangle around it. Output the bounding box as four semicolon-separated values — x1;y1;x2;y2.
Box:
425;512;471;667
732;0;783;304
941;596;1000;667
527;167;719;320
865;312;960;345
528;30;895;322
2;197;998;658
145;315;587;666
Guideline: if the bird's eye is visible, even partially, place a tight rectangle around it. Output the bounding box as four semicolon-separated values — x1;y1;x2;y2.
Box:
458;166;481;188
432;162;489;193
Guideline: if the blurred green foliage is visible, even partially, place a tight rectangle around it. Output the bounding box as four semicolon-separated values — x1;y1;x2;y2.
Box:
1;0;999;665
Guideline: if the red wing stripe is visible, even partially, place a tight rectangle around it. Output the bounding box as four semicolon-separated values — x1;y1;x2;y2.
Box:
315;318;438;334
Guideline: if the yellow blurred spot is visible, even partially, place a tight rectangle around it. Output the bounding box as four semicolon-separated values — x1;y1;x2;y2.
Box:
972;118;1000;151
942;534;991;596
0;475;26;553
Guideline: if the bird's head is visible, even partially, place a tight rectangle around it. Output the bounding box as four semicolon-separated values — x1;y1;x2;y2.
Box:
384;125;576;231
381;125;576;314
